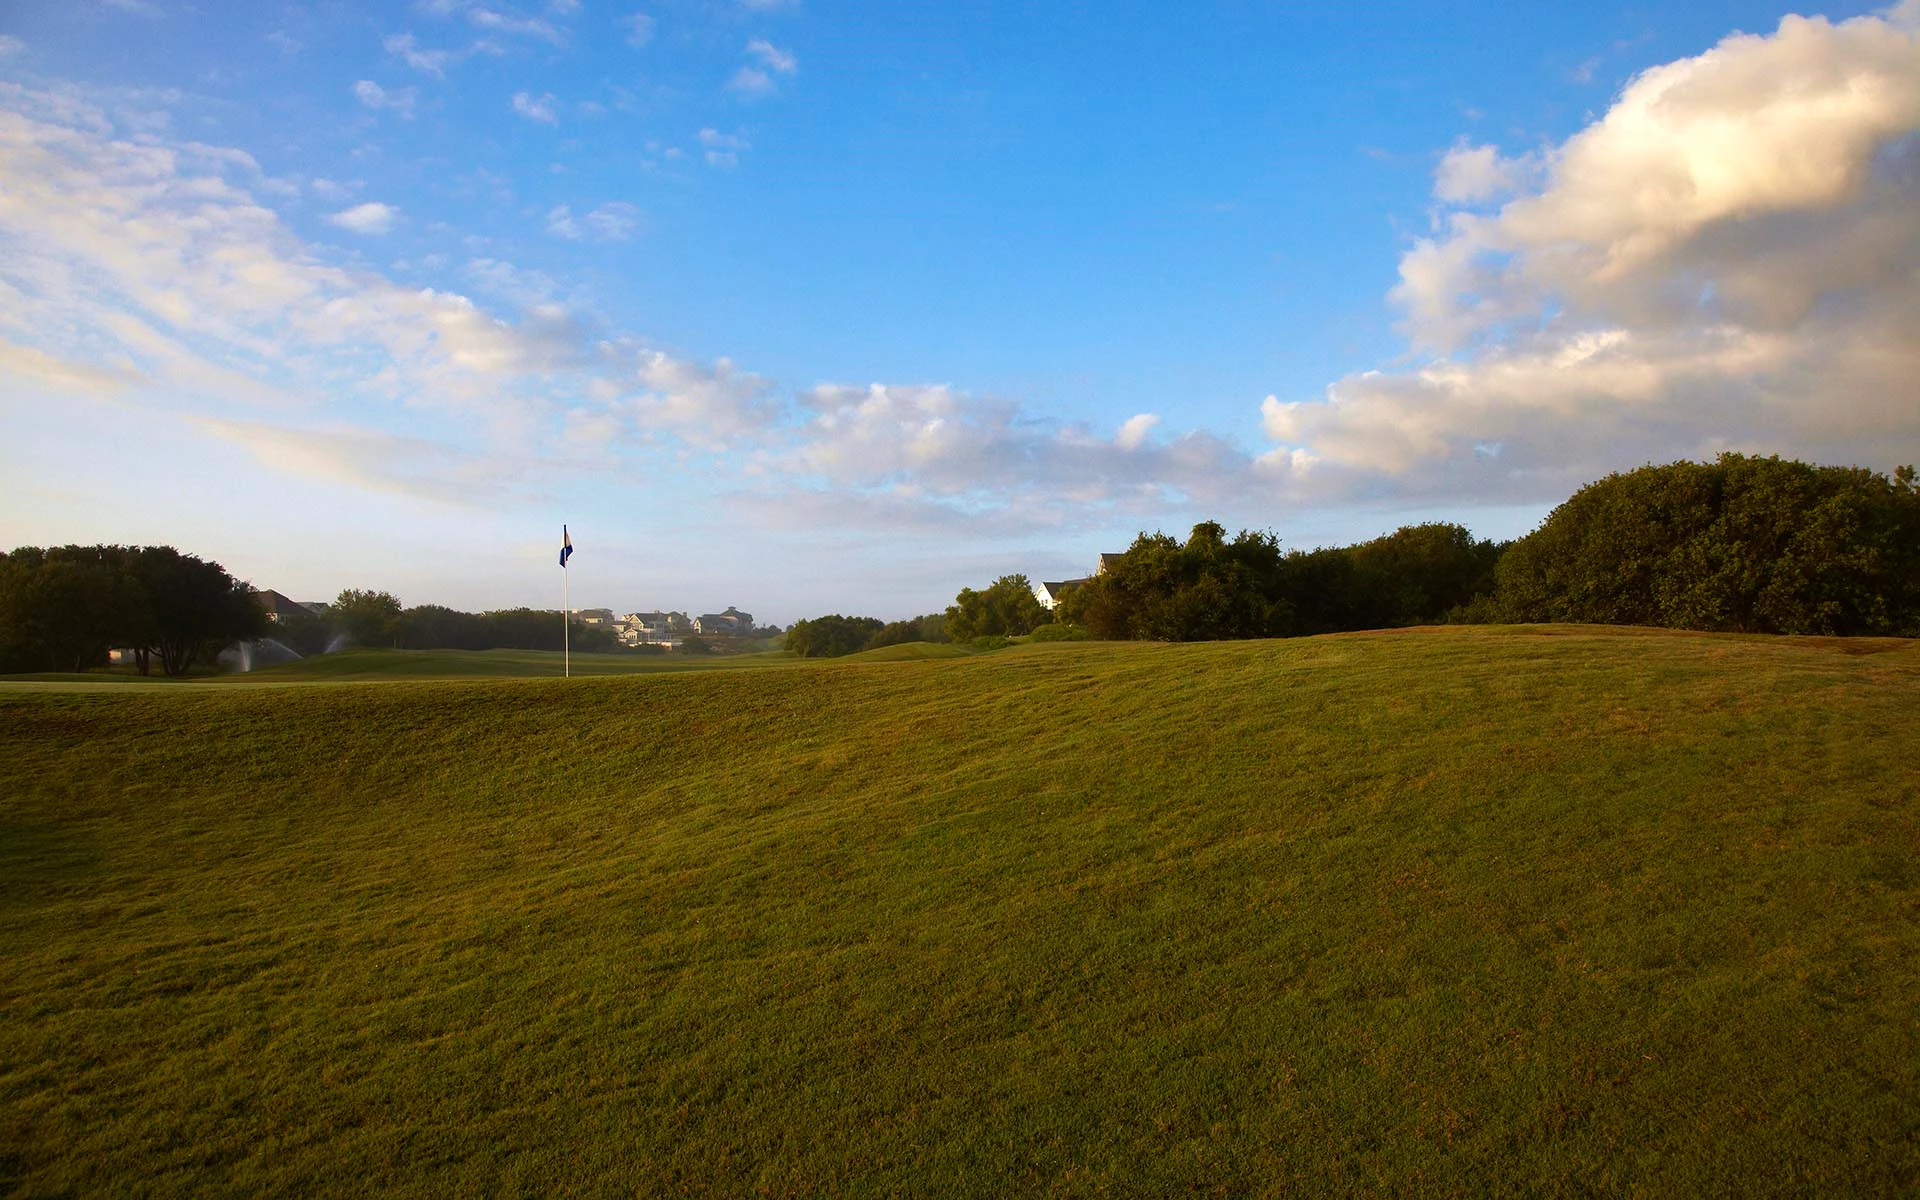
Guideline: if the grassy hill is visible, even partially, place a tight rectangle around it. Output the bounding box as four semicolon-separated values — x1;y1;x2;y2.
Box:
0;646;795;689
2;628;1915;1196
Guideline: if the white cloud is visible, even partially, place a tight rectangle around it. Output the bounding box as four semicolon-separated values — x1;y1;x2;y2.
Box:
383;33;452;77
266;30;300;55
193;416;507;505
309;177;360;202
545;201;640;242
1115;413;1161;450
728;67;775;97
328;201;400;234
620;13;655;48
469;7;564;45
511;90;559;124
352;80;417;117
0;36;25;57
730;38;797;97
1264;9;1920;502
0;338;140;393
699;127;748;167
102;0;163;15
622;352;781;448
0;87;592;430
776;384;1262;519
1432;142;1532;205
746;38;797;74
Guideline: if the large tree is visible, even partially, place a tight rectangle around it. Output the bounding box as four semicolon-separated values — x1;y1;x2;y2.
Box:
1495;455;1920;635
785;614;885;658
331;589;403;648
945;574;1052;640
0;545;263;677
135;547;268;676
1063;523;1291;641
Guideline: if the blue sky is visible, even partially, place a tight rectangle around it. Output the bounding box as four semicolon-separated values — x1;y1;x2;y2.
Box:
2;1;1916;621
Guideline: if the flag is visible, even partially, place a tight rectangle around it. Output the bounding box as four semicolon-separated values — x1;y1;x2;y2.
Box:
559;525;573;568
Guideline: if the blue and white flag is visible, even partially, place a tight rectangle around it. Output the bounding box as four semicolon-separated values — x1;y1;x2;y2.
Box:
559;525;573;568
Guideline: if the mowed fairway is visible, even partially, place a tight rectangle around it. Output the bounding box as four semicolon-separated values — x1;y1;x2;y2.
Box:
2;628;1916;1196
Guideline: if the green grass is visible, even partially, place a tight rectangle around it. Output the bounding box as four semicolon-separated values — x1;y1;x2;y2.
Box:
2;627;1916;1196
0;646;798;690
838;641;978;662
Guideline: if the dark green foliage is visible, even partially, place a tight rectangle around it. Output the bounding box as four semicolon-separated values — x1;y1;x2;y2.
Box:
266;602;334;657
0;545;263;676
331;588;402;647
785;614;885;658
1496;454;1920;635
396;603;491;651
1061;523;1292;641
1025;622;1092;642
945;574;1052;640
1282;523;1506;635
389;603;620;653
863;612;951;651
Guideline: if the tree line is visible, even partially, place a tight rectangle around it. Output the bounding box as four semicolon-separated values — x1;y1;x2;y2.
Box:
289;590;635;656
785;454;1920;653
0;556;650;676
11;454;1915;672
0;545;266;675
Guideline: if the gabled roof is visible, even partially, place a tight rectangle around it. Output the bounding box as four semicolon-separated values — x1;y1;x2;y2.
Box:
253;588;305;615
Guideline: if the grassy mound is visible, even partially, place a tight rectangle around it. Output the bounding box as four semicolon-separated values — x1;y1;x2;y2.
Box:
2;628;1915;1195
838;641;976;662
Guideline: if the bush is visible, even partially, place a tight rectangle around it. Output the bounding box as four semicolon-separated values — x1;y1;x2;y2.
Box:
946;576;1051;640
1495;454;1920;635
785;615;884;658
1026;622;1093;642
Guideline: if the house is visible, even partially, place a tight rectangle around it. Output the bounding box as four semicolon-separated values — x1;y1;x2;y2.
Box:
693;612;743;636
252;589;309;624
1034;553;1122;610
618;611;684;641
1034;579;1089;610
575;607;617;627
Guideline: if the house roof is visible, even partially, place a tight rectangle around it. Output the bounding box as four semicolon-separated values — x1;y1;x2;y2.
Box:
253;588;305;615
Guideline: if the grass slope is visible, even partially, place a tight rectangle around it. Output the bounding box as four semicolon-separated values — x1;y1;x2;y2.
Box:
0;647;795;690
1;627;1916;1196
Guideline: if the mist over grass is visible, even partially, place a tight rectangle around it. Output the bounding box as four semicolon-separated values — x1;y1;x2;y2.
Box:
2;629;1916;1195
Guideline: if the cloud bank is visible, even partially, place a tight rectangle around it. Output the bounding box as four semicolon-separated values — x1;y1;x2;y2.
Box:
1265;7;1920;503
4;6;1917;534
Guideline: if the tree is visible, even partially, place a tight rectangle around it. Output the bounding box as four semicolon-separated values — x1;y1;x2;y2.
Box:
135;548;267;676
785;615;884;658
863;613;950;650
1062;523;1291;641
332;589;403;647
945;575;1051;640
0;547;131;672
1495;454;1920;635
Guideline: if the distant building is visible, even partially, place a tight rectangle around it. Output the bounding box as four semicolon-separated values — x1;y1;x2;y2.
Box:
252;589;308;624
1034;579;1088;610
693;611;751;636
1034;554;1121;609
617;611;684;642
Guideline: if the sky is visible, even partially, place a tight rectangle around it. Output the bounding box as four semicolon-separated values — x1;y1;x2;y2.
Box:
2;1;1917;622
